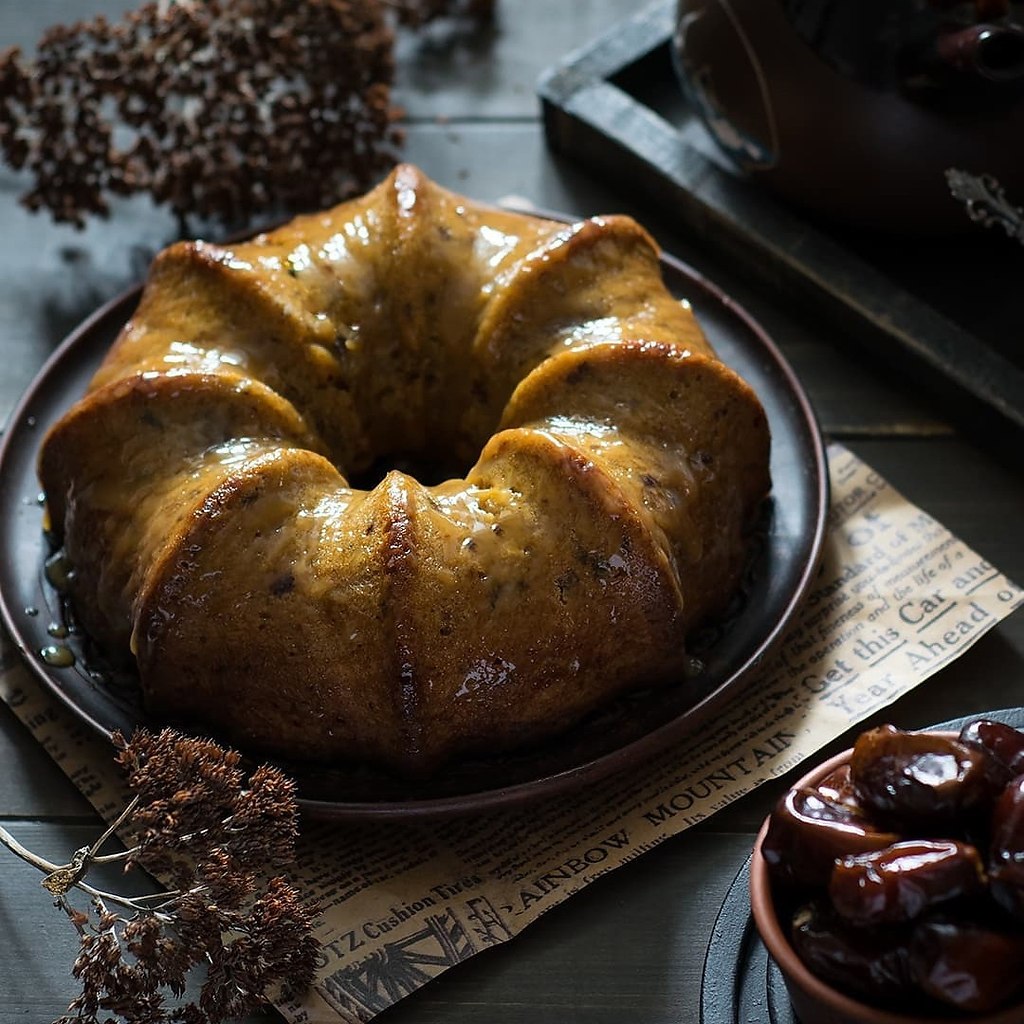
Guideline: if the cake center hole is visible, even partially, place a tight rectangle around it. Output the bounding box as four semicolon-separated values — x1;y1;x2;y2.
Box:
348;450;471;490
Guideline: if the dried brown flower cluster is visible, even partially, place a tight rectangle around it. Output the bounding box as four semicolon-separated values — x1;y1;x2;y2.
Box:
0;0;494;228
114;730;300;888
0;727;318;1024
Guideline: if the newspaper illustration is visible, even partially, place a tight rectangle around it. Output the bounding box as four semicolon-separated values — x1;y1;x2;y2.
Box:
2;443;1021;1022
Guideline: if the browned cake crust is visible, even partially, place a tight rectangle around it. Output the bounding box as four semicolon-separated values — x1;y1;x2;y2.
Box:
38;165;771;776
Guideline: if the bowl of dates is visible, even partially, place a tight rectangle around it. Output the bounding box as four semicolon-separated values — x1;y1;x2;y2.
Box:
750;719;1024;1024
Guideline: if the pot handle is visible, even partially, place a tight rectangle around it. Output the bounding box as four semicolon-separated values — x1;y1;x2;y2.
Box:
935;23;1024;82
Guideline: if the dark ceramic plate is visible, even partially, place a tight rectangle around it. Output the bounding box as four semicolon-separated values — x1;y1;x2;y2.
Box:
700;707;1024;1024
0;239;828;820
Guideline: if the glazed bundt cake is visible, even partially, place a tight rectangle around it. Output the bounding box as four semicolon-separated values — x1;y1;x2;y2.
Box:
39;165;771;777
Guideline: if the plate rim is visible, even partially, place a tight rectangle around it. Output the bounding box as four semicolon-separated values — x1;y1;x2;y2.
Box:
0;232;828;821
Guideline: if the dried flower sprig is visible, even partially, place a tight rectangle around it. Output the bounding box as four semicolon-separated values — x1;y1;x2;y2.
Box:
0;727;319;1024
0;0;494;229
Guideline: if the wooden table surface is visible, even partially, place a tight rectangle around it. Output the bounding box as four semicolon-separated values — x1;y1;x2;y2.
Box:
2;3;1023;1022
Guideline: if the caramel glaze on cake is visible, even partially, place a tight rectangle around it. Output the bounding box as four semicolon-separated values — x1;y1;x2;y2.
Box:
38;165;771;777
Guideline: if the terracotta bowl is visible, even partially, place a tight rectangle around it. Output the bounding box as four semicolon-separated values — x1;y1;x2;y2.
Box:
749;741;1024;1024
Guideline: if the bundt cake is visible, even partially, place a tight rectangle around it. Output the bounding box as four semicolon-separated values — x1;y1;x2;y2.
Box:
38;165;771;777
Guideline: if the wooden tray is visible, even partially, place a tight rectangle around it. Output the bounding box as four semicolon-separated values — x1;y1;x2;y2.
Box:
538;0;1024;438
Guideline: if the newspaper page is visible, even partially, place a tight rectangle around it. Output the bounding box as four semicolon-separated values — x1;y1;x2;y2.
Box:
2;443;1021;1022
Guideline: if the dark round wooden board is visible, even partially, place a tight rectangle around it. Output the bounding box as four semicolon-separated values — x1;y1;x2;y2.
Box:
0;238;828;820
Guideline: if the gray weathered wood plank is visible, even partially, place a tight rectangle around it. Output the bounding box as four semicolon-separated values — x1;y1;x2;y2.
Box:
0;820;751;1024
0;821;277;1022
0;710;95;819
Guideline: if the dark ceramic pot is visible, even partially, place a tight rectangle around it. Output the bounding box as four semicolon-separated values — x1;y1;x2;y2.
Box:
672;0;1024;233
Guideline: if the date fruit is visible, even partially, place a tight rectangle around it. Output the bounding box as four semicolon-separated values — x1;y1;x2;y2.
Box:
761;786;897;887
829;840;985;926
960;719;1024;783
850;725;997;830
816;763;860;810
790;901;912;1003
990;775;1024;920
910;918;1024;1013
